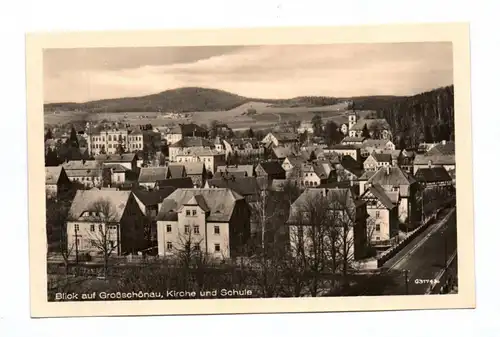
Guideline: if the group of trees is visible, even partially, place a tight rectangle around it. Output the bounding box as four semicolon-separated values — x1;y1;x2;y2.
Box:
309;115;345;145
45;126;84;166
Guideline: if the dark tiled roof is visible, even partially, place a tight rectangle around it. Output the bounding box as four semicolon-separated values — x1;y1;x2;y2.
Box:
167;164;186;179
413;154;455;166
258;161;286;176
207;177;261;196
170;136;213;148
371;152;392;163
368;166;417;186
426;141;455;156
341;136;366;143
339;155;364;177
359;170;376;181
95;153;137;163
216;165;254;177
414;167;452;183
155;178;194;189
132;187;176;206
213;171;247;179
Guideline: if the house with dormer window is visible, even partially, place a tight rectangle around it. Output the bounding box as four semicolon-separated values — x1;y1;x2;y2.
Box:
156;188;251;259
66;190;147;256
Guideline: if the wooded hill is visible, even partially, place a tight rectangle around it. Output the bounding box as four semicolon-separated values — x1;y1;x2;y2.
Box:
375;85;455;149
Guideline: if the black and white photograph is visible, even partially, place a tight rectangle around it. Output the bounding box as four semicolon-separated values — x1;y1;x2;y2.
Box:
26;24;475;317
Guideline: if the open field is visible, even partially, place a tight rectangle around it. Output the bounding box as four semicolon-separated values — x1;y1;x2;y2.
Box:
44;100;374;130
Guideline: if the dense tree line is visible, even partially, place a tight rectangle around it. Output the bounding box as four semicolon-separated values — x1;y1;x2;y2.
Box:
376;86;455;149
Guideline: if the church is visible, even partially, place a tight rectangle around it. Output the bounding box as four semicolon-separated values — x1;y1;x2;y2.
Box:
346;109;393;140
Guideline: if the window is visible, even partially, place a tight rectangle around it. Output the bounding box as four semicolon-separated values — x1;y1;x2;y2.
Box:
194;243;200;251
166;241;173;251
166;224;172;233
214;226;220;235
214;243;221;252
375;224;380;231
113;135;117;141
184;225;189;234
186;210;191;216
117;175;121;182
90;224;95;232
375;211;380;218
108;240;115;249
375;236;380;241
98;224;102;232
194;225;200;234
74;224;79;231
192;210;197;216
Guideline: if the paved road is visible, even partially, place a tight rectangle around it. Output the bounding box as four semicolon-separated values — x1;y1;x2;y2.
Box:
349;207;457;296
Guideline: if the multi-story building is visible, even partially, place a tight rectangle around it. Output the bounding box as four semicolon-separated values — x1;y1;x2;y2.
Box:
156;188;251;259
62;160;103;188
175;148;225;175
45;166;72;198
168;137;214;162
66;189;147;256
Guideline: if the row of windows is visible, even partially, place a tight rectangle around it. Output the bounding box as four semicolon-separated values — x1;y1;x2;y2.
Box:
165;242;220;252
72;177;99;182
91;135;142;142
166;224;220;235
301;180;319;186
186;209;197;216
74;224;117;231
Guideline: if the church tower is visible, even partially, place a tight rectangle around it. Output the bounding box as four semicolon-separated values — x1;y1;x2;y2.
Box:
347;101;358;131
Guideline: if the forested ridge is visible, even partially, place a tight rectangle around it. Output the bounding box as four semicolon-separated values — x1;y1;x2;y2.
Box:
376;85;455;149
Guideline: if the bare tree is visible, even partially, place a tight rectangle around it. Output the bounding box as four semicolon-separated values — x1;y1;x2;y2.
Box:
87;198;119;279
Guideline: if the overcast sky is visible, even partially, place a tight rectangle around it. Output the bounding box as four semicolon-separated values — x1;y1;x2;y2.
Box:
43;42;453;103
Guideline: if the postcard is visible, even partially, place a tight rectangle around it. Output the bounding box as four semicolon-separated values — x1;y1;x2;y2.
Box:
26;22;475;318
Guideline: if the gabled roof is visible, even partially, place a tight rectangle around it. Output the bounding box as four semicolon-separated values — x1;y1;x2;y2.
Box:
213;171;248;179
216;165;254;177
45;166;63;185
413;154;455;166
206;177;261;196
426;141;455;156
368;166;417;186
326;144;361;150
339;155;364;177
62;160;99;170
414;167;452;183
95;153;137;163
67;190;132;222
103;163;129;173
374;149;401;160
272;132;299;142
138;167;169;183
341;136;366;143
351;118;391;131
362;139;391;148
167;164;186;179
257;161;286;176
361;184;396;210
370;152;392;163
183;162;205;175
185;195;210;212
156;188;244;222
170;137;213;148
155;178;194;189
132;187;176;207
